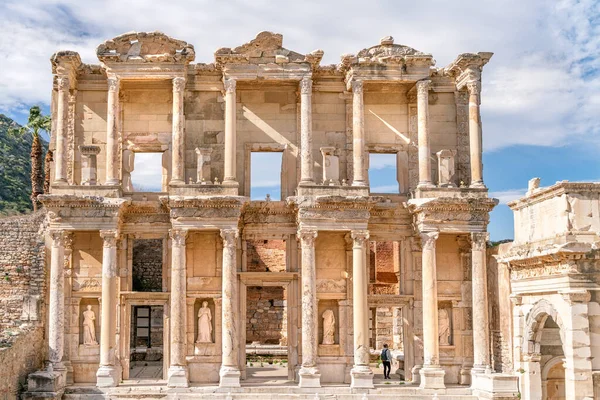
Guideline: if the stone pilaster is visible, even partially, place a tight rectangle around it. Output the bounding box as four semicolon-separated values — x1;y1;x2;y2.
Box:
467;80;484;188
105;76;120;186
350;230;373;388
96;230;120;387
419;231;445;389
299;77;314;184
168;228;189;387
48;230;66;369
471;232;490;374
54;77;69;185
351;80;366;186
223;78;238;186
170;77;186;185
220;228;241;387
416;79;433;188
298;228;321;387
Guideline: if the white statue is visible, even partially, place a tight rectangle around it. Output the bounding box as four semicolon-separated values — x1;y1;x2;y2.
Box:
438;308;451;346
322;309;335;345
196;301;213;343
82;305;98;346
122;147;135;192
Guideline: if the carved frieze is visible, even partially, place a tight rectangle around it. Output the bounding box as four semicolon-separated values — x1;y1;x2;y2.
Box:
161;195;247;220
339;36;433;71
96;31;195;64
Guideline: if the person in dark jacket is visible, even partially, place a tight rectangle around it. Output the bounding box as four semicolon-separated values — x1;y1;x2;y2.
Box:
381;343;391;379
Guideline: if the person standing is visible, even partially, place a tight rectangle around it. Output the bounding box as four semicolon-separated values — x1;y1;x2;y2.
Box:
381;343;391;379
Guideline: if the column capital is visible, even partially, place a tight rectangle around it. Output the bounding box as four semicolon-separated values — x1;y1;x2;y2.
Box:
351;230;370;247
351;79;364;94
99;230;119;247
466;80;481;96
420;231;439;250
49;229;65;246
416;79;431;96
220;228;239;248
470;232;488;251
300;77;312;94
173;76;186;92
106;76;120;93
223;78;236;93
298;228;318;246
57;76;70;91
169;229;188;246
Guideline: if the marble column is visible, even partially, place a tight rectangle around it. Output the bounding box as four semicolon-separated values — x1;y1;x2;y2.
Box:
48;230;66;370
416;79;433;188
299;77;314;184
168;229;189;387
54;77;69;185
467;80;484;188
170;77;186;185
97;230;120;387
298;228;320;387
223;78;238;186
350;230;373;388
471;232;490;374
220;228;240;387
105;76;120;186
419;231;445;389
351;80;367;186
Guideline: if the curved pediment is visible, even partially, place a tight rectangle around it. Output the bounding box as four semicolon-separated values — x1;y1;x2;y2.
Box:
96;31;195;64
215;31;323;69
340;36;434;70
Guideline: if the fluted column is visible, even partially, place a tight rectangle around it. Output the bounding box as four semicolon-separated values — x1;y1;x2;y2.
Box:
54;77;69;185
48;230;65;369
419;231;445;389
350;230;373;388
223;78;238;186
299;77;314;184
467;80;484;188
96;230;120;387
416;79;433;188
220;228;241;387
351;80;366;186
471;232;490;373
170;77;186;185
298;228;320;387
168;229;189;387
105;76;120;186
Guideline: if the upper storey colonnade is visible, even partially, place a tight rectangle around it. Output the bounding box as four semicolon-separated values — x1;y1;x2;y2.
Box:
49;31;492;198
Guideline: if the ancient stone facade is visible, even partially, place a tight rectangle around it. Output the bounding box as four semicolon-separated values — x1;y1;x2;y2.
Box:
19;30;521;399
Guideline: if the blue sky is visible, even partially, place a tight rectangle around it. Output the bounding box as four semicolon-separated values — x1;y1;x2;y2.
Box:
1;0;598;240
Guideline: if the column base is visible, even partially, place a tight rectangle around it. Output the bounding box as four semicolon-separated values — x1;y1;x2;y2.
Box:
105;179;120;186
219;366;240;387
222;179;239;188
459;365;472;385
24;365;66;398
167;365;189;388
471;371;519;399
417;181;435;188
411;364;423;385
96;365;121;387
64;360;74;385
351;180;367;187
298;366;321;388
169;179;185;186
52;179;68;186
350;365;374;389
419;366;446;389
470;181;486;189
298;179;315;187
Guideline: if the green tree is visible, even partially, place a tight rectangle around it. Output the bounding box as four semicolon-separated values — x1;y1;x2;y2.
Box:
9;106;51;211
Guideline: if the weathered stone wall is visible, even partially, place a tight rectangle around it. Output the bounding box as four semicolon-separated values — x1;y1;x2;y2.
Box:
132;239;163;292
368;241;399;295
246;240;286;272
0;211;46;329
0;326;46;400
246;286;286;345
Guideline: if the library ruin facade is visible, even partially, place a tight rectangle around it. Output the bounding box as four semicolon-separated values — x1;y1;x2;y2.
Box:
11;30;599;399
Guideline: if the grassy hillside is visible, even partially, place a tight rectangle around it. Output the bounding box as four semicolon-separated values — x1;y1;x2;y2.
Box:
0;114;41;215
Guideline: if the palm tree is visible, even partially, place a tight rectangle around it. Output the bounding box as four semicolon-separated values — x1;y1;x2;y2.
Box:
9;106;51;211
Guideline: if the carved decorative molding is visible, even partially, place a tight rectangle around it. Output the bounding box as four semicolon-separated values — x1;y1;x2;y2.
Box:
220;228;239;248
223;78;236;94
297;229;318;246
107;76;120;93
49;229;65;247
351;230;370;246
169;229;188;247
471;232;488;251
299;77;312;94
351;80;363;94
560;290;591;305
172;77;186;92
339;36;433;71
57;76;70;91
100;230;119;247
420;231;439;250
415;79;430;97
96;31;195;64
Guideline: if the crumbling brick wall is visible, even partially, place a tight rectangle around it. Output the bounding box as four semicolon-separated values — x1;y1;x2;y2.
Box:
246;240;286;272
246;286;287;345
0;211;46;329
132;239;163;292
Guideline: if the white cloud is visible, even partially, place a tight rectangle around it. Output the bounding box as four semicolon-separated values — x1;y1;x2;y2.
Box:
0;0;598;152
489;189;528;205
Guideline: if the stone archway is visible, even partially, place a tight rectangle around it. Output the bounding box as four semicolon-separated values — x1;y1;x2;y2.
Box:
542;356;565;400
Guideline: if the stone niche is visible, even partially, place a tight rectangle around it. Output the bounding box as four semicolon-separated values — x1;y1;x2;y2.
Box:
78;298;100;357
193;298;216;346
438;302;453;347
318;299;340;356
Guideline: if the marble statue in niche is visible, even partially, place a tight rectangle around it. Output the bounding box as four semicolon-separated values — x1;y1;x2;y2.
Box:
196;301;213;343
322;309;335;345
82;305;98;346
438;308;451;346
122;147;135;192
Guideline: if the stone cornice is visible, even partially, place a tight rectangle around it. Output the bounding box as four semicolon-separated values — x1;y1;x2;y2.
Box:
407;197;497;233
288;195;383;211
96;31;195;64
444;52;493;90
160;195;248;210
498;238;599;267
39;194;129;210
508;181;600;210
51;51;82;89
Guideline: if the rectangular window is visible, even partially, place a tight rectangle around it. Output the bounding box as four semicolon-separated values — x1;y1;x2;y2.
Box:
250;152;282;200
368;153;399;194
130;152;163;192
